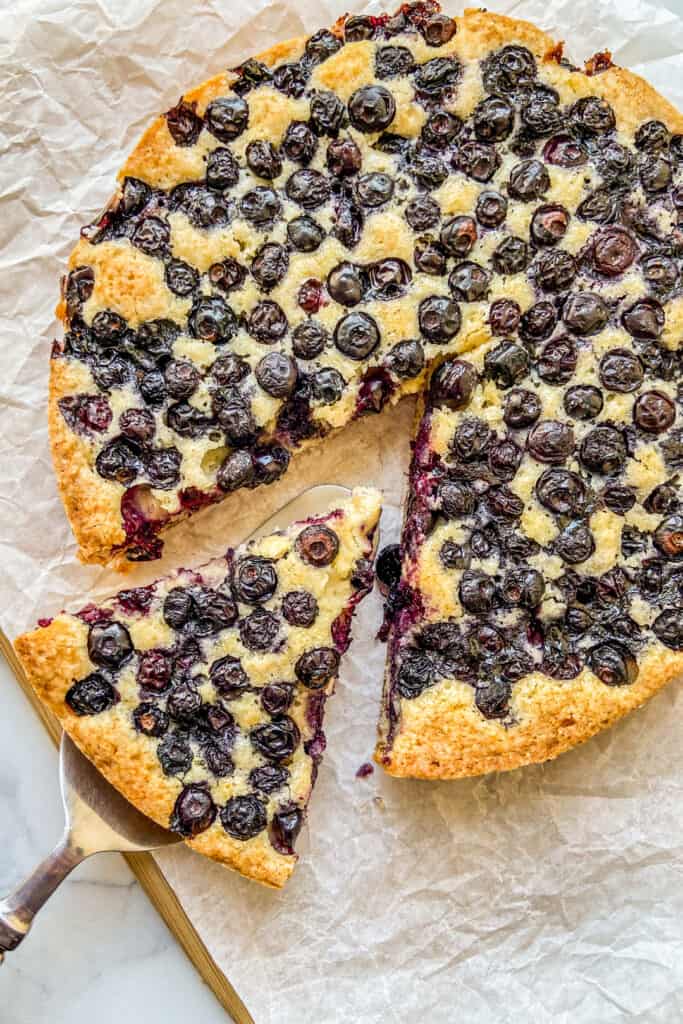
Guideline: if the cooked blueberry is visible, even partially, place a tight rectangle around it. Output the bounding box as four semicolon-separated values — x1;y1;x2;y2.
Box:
251;714;301;762
419;11;456;45
536;468;586;515
636;120;670;152
309;90;346;136
167;681;202;721
632;390;675;435
455;141;499;182
474;680;511;719
449;261;490;302
205;96;248;141
518;301;555;342
165;401;210;439
139;369;167;407
231;57;272;94
290;321;326;361
578;188;618;224
326;137;362;179
418;296;461;342
488;485;524;519
376;44;415;78
439;540;469;569
484;341;529;388
452;417;490;461
653;609;683;649
580;424;627;474
95;438;142;485
210;655;249;698
211;390;255;444
247;300;288;343
537;336;577;385
529;204;569;246
562;292;609;336
438;216;476;259
136;648;172;693
170;785;216;838
332;199;363;249
270;805;304;856
59;394;112;436
542;133;588;167
474;190;507;228
527;420;575;464
286;169;330;209
439;480;475;518
508;160;550;201
395;650;435;699
310;367;345;404
410;151;448;189
165;98;202;146
287;216;325;255
501;567;545;608
599;349;644;392
305;28;342;64
654;514;683;558
374;545;401;594
554;521;595;563
489;438;523;481
488;299;521;337
133;702;168;737
640;155;672;193
622;299;664;341
413;56;461;97
239;187;281;225
233;556;277;605
250;244;289;292
250;765;290;793
571;96;616;134
482;45;537;94
163;258;198;297
492;236;528;275
131;216;169;257
296;524;339;567
136;317;178;358
239;608;280;651
588;642;638;686
66;673;118;715
459;570;495;613
220;794;267;840
169;182;232;228
521;88;562;135
188;295;237;343
590;228;637;280
146;447;182;489
535;249;576;292
91;310;126;345
414;235;447;275
662;429;683;468
385;339;425;379
355;171;395;206
273;62;309;99
326;262;362;307
254;351;298;399
596;139;634;183
563;385;603;421
204;148;239;191
503;388;541;428
368;259;411;301
156;732;193;777
645;482;678;515
282;590;318;628
119;177;150;217
295;646;340;689
429;357;477;409
119;407;155;445
161;360;198;402
282;121;317;164
405;196;441;232
334;311;380;359
422;109;462;148
473;95;513;142
641;254;678;294
216;449;255;493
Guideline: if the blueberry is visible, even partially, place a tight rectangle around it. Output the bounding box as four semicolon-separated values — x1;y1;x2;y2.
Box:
645;482;678;515
133;702;169;737
599;349;644;392
396;650;435;699
368;259;411;301
449;261;490;302
537;336;577;385
482;45;537;95
503;388;541;428
296;524;339;566
205;147;239;190
419;12;456;45
66;674;119;715
169;785;216;837
95;438;142;485
270;805;304;855
287;215;325;252
386;339;425;379
282;121;317;163
326;136;362;178
239;608;280;651
459;571;495;613
414;235;447;275
563;385;603;421
255;351;297;398
305;29;342;64
282;590;318;628
205;96;248;142
410;151;448;189
188;296;236;343
91;310;126;345
376;45;415;79
355;171;395;206
220;795;267;840
455;141;499;182
137;317;178;358
250;243;288;291
580;424;627;474
259;681;293;716
489;299;521;336
332;199;363;249
588;643;638;686
239;187;281;225
217;449;255;493
501;567;545;607
120;407;155;444
641;254;678;294
636;120;670;152
440;216;477;258
662;429;683;469
535;249;576;292
59;394;112;436
519;301;556;342
429;358;477;409
310;367;345;404
233;556;277;605
492;236;528;275
413;56;461;97
571;96;616;134
167;681;202;721
452;417;490;461
131;216;169;257
622;300;664;340
119;177;150;217
247;300;288;342
137;648;173;692
562;292;609;336
536;468;586;515
488;437;522;481
653;609;683;649
250;765;290;793
211;390;256;444
597;140;634;183
164;258;199;297
440;480;476;518
593;227;638;276
292;320;328;360
64;266;94;318
139;369;166;407
157;731;193;776
633;390;676;433
521;89;562;135
475;190;507;227
273;62;309;99
422;110;462;148
309;91;346;136
554;520;595;563
640;155;671;193
508;159;549;201
334;311;380;359
210;655;250;698
327;262;363;306
250;714;300;760
654;514;683;558
165;98;202;146
473;95;513;142
286;169;331;209
295;646;339;688
527;420;575;464
163;359;199;400
163;587;194;629
418;296;461;342
530;204;569;246
484;341;529;388
165;402;212;439
405;195;440;231
543;134;588;167
577;189;618;224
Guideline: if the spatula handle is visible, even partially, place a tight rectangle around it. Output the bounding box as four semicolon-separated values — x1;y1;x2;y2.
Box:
0;832;83;961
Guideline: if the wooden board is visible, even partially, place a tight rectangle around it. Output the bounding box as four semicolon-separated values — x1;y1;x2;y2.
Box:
0;628;254;1024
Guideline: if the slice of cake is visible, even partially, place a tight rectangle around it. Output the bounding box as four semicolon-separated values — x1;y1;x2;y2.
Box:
15;488;381;887
376;342;683;778
51;2;683;565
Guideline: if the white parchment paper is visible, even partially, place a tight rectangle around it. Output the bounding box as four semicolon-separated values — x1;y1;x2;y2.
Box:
3;1;683;1020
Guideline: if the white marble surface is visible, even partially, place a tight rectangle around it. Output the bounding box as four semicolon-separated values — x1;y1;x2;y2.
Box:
3;1;683;1021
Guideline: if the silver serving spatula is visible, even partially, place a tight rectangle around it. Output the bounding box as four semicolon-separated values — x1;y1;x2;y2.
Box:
0;484;354;961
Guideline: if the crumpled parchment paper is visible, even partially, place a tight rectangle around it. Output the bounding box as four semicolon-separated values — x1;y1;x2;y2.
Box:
3;0;683;1020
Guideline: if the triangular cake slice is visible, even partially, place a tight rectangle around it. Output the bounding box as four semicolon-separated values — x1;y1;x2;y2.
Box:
376;342;683;778
16;488;380;886
51;2;683;565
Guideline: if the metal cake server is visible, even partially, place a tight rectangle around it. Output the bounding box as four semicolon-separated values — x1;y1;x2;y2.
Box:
0;483;355;963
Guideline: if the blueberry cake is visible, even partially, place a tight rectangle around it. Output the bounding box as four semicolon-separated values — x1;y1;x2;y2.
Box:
377;336;683;776
54;3;683;566
15;489;380;886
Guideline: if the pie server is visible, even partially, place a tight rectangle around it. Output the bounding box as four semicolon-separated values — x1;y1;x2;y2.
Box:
0;483;353;960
